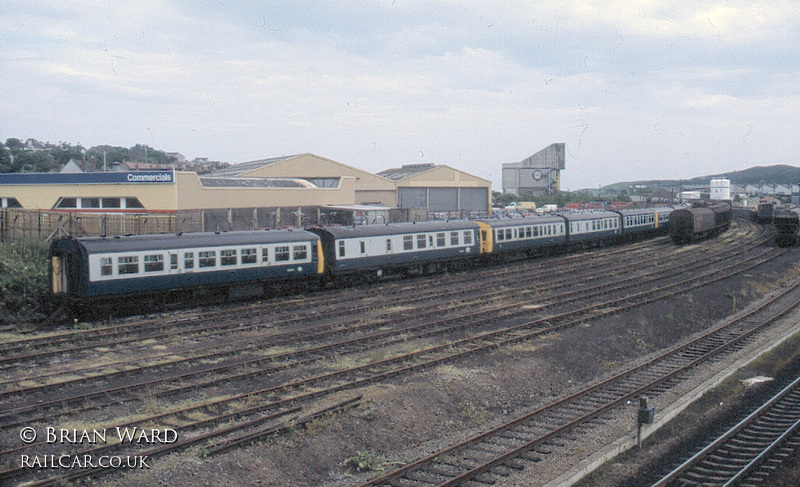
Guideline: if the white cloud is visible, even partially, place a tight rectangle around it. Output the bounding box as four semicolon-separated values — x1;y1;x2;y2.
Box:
1;1;798;189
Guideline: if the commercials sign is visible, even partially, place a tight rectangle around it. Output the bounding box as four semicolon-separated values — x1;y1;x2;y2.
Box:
0;171;176;185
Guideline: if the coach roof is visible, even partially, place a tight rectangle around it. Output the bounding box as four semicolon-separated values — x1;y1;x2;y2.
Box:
71;229;319;254
561;211;621;222
476;215;565;228
316;220;479;239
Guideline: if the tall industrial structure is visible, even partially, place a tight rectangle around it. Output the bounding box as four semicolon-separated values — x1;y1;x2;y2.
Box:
501;143;565;196
710;178;731;200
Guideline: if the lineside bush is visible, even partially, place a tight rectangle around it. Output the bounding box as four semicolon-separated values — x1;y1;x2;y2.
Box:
0;239;50;325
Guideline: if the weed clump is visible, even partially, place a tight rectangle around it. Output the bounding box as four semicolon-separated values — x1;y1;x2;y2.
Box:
0;239;50;325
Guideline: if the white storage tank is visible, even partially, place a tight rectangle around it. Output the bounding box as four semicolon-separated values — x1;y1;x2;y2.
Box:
710;178;731;200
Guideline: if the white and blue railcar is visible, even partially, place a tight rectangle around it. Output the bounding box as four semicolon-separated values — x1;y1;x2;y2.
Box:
311;221;480;276
474;215;567;255
562;211;621;244
49;229;322;301
617;207;672;237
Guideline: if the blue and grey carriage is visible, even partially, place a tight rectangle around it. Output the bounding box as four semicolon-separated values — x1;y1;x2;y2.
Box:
49;229;323;304
309;221;481;277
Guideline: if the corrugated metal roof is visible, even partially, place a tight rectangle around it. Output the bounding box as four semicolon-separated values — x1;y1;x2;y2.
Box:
199;177;316;188
377;163;437;181
207;155;301;177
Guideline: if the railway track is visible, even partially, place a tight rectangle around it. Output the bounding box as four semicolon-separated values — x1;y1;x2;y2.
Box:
652;374;800;486
0;228;761;399
0;222;760;374
0;239;657;365
356;257;800;487
0;219;783;485
0;223;768;427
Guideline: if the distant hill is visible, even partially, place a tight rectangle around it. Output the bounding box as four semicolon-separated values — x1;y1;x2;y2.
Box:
602;164;800;192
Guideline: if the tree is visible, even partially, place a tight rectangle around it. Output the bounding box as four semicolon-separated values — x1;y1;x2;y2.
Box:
51;149;84;168
492;191;519;207
13;151;56;173
0;144;12;172
4;138;22;150
128;144;173;164
87;146;129;164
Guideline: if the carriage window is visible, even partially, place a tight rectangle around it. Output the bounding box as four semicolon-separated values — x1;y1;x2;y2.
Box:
496;230;504;241
220;249;237;266
184;252;194;269
360;241;366;254
144;254;164;272
100;257;113;276
170;254;178;270
417;234;427;249
118;255;139;274
199;250;216;268
437;233;446;247
276;246;290;262
338;241;346;257
451;232;459;245
262;248;270;263
463;231;473;245
505;229;513;240
526;227;532;238
403;235;413;250
386;239;392;252
242;248;257;264
294;245;308;260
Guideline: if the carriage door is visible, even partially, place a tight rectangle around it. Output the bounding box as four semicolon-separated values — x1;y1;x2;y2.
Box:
168;252;180;274
51;255;68;294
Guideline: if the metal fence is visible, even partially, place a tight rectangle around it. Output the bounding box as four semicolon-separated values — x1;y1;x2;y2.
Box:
0;206;431;241
0;208;203;241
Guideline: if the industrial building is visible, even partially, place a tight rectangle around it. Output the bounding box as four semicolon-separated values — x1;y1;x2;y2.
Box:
0;153;492;235
209;153;397;207
377;163;491;216
502;143;565;196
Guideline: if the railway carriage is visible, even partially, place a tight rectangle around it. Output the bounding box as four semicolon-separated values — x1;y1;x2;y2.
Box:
47;202;732;320
50;229;323;306
754;201;775;223
562;211;621;245
773;208;800;247
669;202;732;244
309;220;481;277
654;207;674;229
474;215;567;256
613;207;674;239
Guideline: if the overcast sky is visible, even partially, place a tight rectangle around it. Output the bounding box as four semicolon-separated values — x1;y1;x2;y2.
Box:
2;1;798;190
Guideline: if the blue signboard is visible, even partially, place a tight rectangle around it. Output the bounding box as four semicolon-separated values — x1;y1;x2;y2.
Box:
0;171;175;185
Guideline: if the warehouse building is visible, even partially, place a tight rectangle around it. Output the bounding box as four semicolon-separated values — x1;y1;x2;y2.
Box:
502;143;565;196
209;153;397;207
0;153;492;234
377;163;491;217
0;170;356;232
